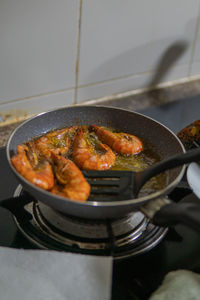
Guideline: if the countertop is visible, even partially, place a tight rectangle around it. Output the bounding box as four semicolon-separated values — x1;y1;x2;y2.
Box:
1;78;200;147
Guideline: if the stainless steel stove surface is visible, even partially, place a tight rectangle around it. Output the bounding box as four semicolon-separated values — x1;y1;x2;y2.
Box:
1;95;200;299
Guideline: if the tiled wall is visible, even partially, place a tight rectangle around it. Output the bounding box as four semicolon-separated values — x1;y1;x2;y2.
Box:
1;0;200;123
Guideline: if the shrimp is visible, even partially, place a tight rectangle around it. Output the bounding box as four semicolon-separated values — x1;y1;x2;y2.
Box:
25;140;40;168
11;144;54;190
50;153;90;202
91;125;143;155
72;128;116;170
36;126;78;159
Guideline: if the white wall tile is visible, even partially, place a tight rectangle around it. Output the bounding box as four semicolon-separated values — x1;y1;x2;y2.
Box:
1;0;200;113
190;62;200;76
0;89;74;124
78;0;199;87
77;64;189;103
0;0;79;103
189;5;200;76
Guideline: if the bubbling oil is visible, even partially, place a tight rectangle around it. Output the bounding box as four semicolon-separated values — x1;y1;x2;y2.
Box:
111;142;167;197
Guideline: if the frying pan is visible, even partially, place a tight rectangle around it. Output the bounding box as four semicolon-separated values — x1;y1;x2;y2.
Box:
5;106;200;230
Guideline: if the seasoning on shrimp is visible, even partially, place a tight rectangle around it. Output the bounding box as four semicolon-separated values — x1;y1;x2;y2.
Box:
25;140;40;168
51;153;90;202
36;126;78;159
73;127;116;170
11;144;54;190
91;125;143;155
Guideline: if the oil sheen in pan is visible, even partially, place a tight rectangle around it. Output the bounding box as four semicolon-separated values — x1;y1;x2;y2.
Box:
75;127;167;197
26;125;168;198
110;140;167;197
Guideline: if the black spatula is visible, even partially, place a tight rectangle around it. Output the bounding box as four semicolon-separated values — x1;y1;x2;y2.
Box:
83;147;200;201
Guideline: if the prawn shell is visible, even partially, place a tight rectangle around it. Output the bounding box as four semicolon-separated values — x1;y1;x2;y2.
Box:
91;125;143;155
72;128;116;170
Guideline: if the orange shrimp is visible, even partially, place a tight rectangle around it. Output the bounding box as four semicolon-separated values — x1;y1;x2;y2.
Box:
72;128;116;170
11;144;54;190
50;153;90;202
24;140;40;168
91;125;143;155
36;126;78;159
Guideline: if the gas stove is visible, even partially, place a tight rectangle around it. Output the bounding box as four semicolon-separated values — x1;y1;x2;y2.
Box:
7;185;167;259
1;95;200;299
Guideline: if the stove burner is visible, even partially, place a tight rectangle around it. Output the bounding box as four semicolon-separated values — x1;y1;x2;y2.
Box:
37;201;147;239
13;185;168;259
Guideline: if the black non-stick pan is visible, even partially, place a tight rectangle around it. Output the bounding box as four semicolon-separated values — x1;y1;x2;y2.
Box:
5;105;200;231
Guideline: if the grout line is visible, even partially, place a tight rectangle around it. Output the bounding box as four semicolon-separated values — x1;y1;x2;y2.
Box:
1;73;200;109
74;0;82;104
1;74;200;126
72;63;189;90
81;74;200;105
188;0;200;76
0;87;75;106
1;69;200;109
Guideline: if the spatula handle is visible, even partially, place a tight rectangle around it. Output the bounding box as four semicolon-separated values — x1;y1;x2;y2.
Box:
135;148;200;196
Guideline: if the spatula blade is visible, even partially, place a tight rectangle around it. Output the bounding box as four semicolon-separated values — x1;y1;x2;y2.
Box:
82;170;134;201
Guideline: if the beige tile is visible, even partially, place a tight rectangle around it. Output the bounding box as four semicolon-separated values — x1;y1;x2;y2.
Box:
78;0;199;87
0;0;79;103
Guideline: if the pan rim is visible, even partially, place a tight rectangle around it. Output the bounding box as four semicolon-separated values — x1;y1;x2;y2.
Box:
6;105;186;208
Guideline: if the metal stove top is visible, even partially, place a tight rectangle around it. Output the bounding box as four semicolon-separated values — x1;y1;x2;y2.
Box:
9;185;167;259
1;95;200;299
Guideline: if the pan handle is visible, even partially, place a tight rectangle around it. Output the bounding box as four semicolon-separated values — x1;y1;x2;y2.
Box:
141;197;200;232
0;195;33;220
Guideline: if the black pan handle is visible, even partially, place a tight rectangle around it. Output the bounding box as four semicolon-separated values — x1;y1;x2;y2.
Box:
0;195;33;220
141;196;200;232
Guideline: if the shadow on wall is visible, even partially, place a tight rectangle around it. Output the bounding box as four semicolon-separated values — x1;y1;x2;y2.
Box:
83;17;197;105
83;39;189;106
87;39;188;84
147;42;188;88
146;41;188;106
